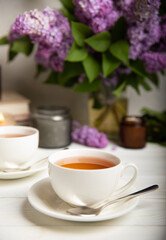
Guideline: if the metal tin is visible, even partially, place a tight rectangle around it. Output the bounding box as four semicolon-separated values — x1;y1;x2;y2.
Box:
119;115;147;149
32;106;72;148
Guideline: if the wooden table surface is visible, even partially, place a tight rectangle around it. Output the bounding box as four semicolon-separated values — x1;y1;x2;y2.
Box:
0;142;166;240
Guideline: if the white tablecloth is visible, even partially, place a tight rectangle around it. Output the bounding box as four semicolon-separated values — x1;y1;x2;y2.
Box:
0;142;166;240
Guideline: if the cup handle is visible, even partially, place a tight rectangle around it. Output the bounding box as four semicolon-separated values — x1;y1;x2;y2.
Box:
114;163;138;195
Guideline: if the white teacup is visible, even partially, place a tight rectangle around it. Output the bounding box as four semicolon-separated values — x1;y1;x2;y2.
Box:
48;149;138;206
0;126;39;169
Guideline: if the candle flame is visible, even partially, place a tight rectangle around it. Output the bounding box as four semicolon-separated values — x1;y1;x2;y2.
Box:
0;112;5;124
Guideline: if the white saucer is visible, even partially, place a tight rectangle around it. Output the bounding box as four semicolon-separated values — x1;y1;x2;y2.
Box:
28;177;139;222
0;149;49;179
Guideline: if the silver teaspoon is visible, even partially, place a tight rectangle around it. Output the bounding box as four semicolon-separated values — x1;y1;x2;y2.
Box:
67;184;159;216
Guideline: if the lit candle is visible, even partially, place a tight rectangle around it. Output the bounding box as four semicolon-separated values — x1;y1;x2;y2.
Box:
0;112;15;126
0;112;5;125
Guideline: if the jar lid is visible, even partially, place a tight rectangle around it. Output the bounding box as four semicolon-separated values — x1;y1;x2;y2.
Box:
121;116;146;126
32;105;71;121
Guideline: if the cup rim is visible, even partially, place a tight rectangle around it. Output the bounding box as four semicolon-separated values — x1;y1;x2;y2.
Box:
0;126;39;139
48;148;121;172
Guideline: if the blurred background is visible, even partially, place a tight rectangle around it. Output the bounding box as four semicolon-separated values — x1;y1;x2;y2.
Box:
0;0;166;125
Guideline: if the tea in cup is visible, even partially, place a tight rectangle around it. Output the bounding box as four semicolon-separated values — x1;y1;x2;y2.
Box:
48;149;138;206
0;126;39;169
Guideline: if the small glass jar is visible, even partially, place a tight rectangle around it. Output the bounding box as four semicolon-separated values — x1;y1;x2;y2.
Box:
32;105;72;148
119;116;147;149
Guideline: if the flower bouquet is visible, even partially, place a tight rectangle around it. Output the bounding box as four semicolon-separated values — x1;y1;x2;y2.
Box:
0;0;166;137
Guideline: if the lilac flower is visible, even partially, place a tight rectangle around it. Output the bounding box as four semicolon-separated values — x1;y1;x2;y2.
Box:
154;15;166;52
8;7;73;72
72;120;81;128
117;0;161;59
100;66;131;88
8;8;48;42
71;125;109;148
128;16;160;59
134;0;160;21
118;0;160;23
73;0;120;33
140;52;166;73
78;73;86;83
98;66;131;105
127;0;160;59
160;15;166;42
116;0;136;23
111;146;117;151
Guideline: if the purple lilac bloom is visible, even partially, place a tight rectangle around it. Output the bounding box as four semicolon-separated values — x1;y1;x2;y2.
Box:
116;0;136;23
118;0;160;24
140;52;166;73
99;66;131;105
73;0;120;33
111;145;117;151
128;15;160;59
100;66;131;87
134;0;160;21
78;73;86;83
155;15;166;52
72;120;81;128
71;125;109;148
160;15;166;42
117;0;161;60
8;7;73;72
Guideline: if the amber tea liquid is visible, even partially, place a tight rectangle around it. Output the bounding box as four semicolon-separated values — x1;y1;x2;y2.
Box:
56;156;116;170
0;134;29;138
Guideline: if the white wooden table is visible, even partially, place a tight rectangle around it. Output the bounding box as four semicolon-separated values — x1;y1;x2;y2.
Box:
0;142;166;240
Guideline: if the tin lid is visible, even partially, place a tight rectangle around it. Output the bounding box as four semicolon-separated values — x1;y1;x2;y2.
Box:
33;105;71;121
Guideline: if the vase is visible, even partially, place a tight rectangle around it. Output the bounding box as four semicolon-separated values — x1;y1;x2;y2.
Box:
88;96;128;139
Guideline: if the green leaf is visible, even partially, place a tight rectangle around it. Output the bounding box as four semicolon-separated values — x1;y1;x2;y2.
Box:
35;64;47;78
123;73;151;94
130;60;159;87
91;93;104;109
71;22;92;47
45;71;59;84
82;53;100;82
59;62;84;84
60;8;76;21
102;52;121;77
59;0;75;13
10;36;34;56
146;73;159;87
45;62;84;87
113;80;127;97
129;59;147;77
65;42;88;62
60;77;78;87
110;40;129;64
141;108;166;122
129;81;140;95
119;73;140;95
138;76;151;91
74;77;101;92
111;17;127;43
0;36;9;45
85;31;111;52
8;49;18;61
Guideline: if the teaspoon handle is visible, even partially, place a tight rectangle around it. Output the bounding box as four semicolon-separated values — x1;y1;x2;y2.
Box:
102;184;159;210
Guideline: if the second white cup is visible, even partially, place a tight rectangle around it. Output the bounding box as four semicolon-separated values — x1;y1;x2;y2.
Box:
0;126;39;169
